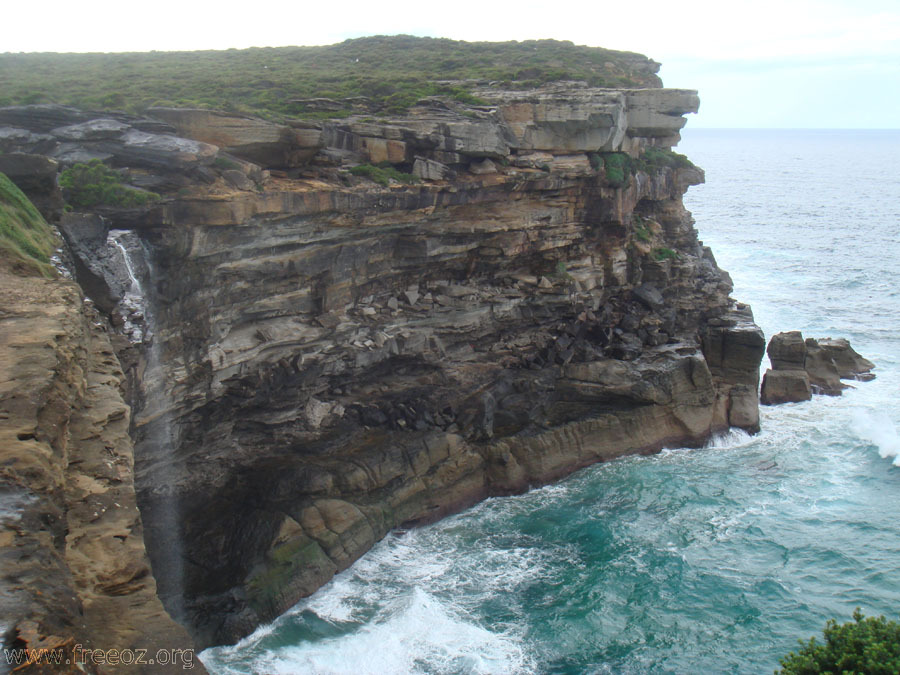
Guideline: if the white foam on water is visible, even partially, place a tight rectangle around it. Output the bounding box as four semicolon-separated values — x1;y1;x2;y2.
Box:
250;588;531;675
705;428;755;450
852;409;900;466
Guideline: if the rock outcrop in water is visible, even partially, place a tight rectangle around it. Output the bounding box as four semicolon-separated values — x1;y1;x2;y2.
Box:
760;331;874;404
0;82;765;651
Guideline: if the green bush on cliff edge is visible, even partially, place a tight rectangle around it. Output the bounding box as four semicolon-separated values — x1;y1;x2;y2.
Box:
348;163;419;187
59;159;160;209
778;609;900;674
0;172;57;278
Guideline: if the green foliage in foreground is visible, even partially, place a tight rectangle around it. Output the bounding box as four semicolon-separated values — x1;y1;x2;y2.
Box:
0;172;57;277
59;160;160;209
778;609;900;674
0;35;660;119
348;163;419;187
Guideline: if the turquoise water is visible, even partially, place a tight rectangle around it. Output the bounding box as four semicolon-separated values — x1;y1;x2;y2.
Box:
202;130;900;674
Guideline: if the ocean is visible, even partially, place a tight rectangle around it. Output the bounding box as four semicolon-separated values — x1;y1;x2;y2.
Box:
201;129;900;674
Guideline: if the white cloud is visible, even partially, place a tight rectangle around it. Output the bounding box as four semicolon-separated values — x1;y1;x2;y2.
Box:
5;0;899;60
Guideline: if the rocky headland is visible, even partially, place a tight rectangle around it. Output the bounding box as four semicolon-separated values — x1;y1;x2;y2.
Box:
1;46;767;662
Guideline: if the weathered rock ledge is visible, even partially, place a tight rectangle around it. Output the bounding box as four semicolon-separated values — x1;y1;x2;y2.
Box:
1;83;764;651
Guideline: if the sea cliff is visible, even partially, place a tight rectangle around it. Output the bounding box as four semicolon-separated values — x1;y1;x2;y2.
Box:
0;49;765;659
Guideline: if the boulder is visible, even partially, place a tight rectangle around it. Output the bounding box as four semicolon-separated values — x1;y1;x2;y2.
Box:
760;369;812;405
804;338;844;395
359;137;406;165
412;157;451;181
0;104;91;132
702;311;767;385
624;88;699;139
510;151;554;169
0;126;57;154
633;283;664;311
0;152;58;192
222;169;255;191
766;331;806;370
549;154;592;174
489;88;626;152
818;338;875;380
761;332;874;403
51;118;130;141
728;383;761;428
97;129;218;170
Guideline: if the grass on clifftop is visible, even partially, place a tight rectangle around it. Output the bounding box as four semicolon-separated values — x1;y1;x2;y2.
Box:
0;173;57;278
0;35;661;119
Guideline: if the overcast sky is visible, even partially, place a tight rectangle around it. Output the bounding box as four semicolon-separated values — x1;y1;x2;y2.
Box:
5;0;899;128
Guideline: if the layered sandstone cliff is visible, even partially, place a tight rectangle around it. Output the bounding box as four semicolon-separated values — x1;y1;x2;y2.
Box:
0;82;764;651
0;266;196;671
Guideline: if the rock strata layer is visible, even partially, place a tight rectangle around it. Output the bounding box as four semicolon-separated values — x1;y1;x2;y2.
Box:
1;84;764;650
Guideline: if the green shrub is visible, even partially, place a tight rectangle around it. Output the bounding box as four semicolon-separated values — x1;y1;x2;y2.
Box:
600;152;632;188
635;146;697;172
634;219;652;243
553;260;573;281
212;156;242;171
348;163;419;187
652;247;677;261
59;159;160;209
0;172;57;278
778;609;900;675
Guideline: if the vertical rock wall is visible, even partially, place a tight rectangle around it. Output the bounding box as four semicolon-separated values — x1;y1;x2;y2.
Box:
0;271;198;671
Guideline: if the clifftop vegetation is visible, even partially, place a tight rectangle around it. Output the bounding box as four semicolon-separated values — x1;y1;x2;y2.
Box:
0;173;57;278
0;35;661;119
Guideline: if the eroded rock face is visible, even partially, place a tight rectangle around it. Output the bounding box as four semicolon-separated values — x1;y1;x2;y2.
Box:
3;84;763;650
760;331;874;404
123;158;760;646
0;271;198;668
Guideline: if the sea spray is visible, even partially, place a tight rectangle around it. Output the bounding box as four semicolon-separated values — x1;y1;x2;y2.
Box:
851;409;900;466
